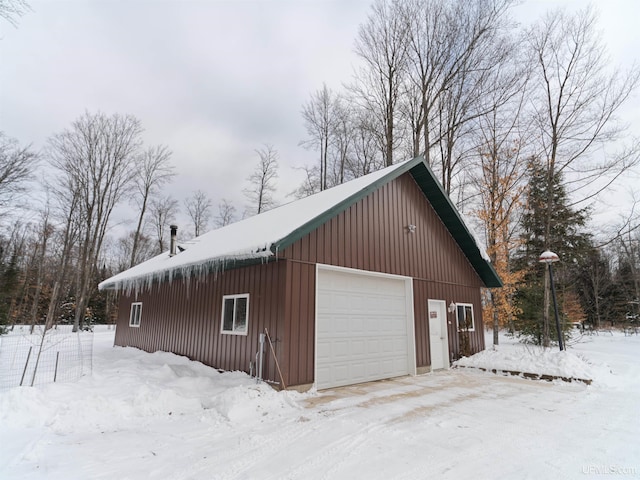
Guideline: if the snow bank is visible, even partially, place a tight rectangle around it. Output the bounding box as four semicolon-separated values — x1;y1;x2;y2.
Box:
454;344;593;381
0;332;301;435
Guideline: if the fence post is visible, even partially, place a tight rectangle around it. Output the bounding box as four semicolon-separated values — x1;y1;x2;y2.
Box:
20;346;32;387
54;351;60;383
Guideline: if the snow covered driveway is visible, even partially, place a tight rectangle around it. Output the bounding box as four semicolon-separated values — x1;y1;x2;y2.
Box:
1;330;638;479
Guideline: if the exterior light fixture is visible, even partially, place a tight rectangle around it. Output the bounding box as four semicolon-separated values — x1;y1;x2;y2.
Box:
539;250;564;351
448;302;456;313
407;224;417;233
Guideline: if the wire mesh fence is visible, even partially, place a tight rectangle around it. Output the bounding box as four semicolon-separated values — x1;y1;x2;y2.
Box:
0;325;94;390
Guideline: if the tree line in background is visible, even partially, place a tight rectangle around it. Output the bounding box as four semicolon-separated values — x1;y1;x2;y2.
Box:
298;0;640;345
0;112;278;333
1;0;639;345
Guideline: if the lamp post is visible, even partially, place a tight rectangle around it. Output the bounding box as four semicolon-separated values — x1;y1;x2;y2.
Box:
539;250;564;351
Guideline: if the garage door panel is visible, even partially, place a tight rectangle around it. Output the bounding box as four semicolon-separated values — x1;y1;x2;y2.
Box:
351;339;366;355
366;338;380;354
316;268;414;389
316;342;331;361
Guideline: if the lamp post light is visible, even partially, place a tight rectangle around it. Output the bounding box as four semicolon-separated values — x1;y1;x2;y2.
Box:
539;250;564;351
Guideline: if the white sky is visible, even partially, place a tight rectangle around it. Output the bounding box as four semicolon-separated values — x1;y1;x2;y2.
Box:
1;0;638;237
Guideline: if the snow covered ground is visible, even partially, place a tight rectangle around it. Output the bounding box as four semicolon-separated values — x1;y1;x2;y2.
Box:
1;327;639;479
454;335;595;382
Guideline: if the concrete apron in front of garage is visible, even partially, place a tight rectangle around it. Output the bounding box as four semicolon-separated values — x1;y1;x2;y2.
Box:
304;369;582;424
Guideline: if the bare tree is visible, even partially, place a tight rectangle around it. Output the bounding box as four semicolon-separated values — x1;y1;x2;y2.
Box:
114;230;155;273
527;6;640;346
579;247;613;329
616;228;640;325
401;0;515;166
185;190;212;237
346;106;385;178
301;84;340;191
130;145;174;267
0;132;38;214
214;199;236;228
244;144;279;215
148;195;179;253
291;165;321;200
300;87;364;193
0;0;30;26
48;111;142;331
472;73;530;345
433;27;516;196
28;205;53;329
43;181;81;330
478;148;527;345
352;0;409;167
328;98;355;184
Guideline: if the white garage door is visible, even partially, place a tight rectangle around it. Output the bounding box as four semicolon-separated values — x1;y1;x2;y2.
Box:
316;266;415;390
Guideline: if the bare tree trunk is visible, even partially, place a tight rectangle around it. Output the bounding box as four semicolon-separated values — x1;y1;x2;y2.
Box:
185;190;212;237
29;213;51;328
300;84;337;192
130;195;147;267
130;145;174;267
44;187;79;330
149;195;179;253
244;144;278;215
49;112;142;333
353;0;408;168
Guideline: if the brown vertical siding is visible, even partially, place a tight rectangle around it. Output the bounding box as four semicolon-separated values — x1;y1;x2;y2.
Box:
284;175;484;287
281;173;487;379
282;260;316;387
412;279;485;366
113;172;489;388
114;261;286;384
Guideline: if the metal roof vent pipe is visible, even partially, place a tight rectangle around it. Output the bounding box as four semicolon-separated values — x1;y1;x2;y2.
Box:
169;224;178;257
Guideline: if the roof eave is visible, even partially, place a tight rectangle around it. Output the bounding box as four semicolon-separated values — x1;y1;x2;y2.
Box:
99;254;276;292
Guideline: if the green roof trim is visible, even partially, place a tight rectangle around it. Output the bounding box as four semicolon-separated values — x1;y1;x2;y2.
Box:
273;156;423;253
273;156;502;288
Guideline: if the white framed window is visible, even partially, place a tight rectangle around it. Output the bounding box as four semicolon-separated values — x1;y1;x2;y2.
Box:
129;302;142;327
456;303;475;331
221;294;249;335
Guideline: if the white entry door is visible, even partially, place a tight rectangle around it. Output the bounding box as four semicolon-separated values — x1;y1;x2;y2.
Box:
428;299;449;370
316;266;416;390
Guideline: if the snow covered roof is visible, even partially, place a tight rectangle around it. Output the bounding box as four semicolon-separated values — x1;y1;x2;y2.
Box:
99;156;501;292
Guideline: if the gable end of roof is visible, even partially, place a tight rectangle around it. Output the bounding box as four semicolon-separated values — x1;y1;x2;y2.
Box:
274;156;502;288
408;162;502;288
273;156;424;253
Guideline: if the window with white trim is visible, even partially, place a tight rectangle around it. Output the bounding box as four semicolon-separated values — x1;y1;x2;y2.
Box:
456;303;475;331
129;302;142;327
221;294;249;335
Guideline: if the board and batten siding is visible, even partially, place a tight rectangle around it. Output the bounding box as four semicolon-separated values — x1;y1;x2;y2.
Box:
114;261;286;385
282;173;487;383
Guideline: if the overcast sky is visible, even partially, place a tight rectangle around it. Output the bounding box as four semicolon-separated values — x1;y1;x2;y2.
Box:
1;0;639;237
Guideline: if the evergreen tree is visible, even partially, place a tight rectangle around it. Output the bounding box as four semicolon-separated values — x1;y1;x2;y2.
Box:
575;248;615;329
613;240;640;326
0;250;20;333
513;160;592;344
